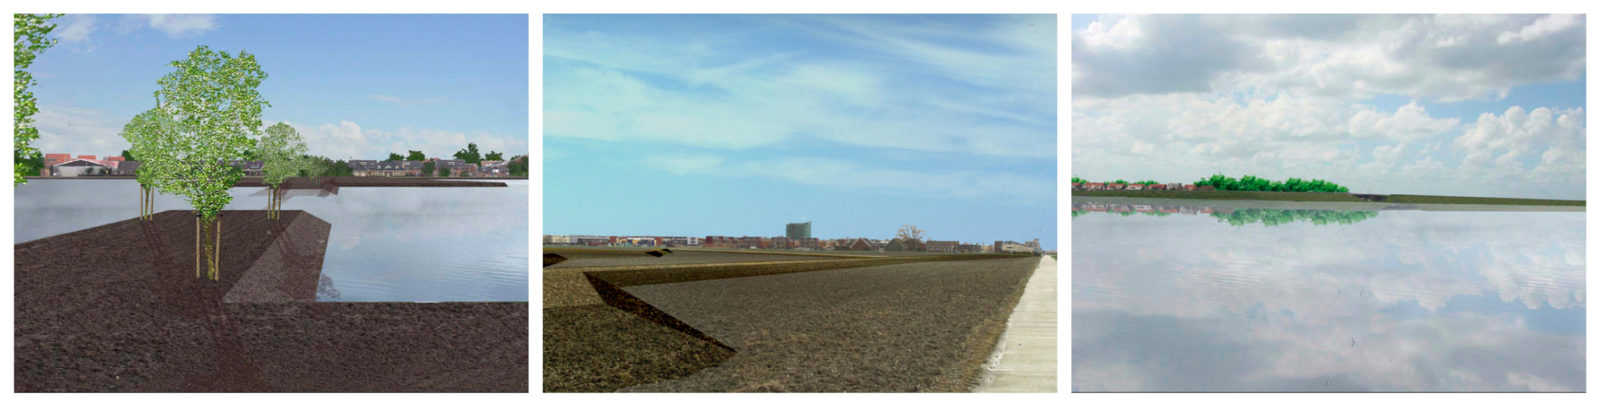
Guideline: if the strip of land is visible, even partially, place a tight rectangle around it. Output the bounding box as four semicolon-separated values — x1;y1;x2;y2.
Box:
14;210;527;392
1074;189;1583;207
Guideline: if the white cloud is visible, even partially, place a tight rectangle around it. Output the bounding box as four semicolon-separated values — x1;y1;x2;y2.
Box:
55;15;98;44
132;14;218;38
32;104;128;156
638;154;1052;203
1074;14;1584;102
1452;106;1585;184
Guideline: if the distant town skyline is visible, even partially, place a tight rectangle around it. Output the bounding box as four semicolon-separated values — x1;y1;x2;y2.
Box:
1072;14;1585;200
27;14;529;161
544;14;1058;250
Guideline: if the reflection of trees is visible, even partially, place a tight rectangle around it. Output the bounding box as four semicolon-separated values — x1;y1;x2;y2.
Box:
1211;208;1377;227
317;274;341;301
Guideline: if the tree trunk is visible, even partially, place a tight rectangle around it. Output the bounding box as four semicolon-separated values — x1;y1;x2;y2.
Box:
195;216;201;278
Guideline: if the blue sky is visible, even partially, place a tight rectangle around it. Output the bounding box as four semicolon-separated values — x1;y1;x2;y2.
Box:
29;14;528;161
544;14;1057;249
1072;14;1585;200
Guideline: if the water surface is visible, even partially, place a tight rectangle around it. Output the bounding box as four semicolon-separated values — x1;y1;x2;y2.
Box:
15;179;528;302
1073;198;1584;392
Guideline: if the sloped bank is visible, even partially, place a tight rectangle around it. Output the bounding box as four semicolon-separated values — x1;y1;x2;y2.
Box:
14;210;527;392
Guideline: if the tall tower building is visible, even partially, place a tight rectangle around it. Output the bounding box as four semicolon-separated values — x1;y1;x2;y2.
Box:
786;221;812;240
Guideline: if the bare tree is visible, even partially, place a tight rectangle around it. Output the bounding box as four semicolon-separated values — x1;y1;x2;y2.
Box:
896;224;925;243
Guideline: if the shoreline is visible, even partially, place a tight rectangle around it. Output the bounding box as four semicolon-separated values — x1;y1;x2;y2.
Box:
1073;190;1584;208
1073;196;1585;212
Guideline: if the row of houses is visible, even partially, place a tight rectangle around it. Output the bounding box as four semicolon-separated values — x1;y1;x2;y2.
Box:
1073;182;1217;192
348;159;514;177
38;153;520;178
543;234;1041;254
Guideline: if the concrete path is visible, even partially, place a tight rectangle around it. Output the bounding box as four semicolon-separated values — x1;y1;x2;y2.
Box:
975;255;1058;392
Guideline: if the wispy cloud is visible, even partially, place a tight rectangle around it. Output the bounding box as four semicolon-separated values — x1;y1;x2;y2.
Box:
545;15;1056;160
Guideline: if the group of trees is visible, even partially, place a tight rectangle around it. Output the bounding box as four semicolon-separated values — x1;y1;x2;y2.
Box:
116;44;290;281
1074;175;1351;193
1194;174;1349;193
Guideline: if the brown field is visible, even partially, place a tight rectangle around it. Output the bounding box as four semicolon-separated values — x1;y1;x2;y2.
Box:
619;258;1038;392
542;253;1038;392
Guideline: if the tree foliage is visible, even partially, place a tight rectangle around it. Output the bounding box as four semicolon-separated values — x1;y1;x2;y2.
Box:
484;151;503;161
141;45;270;221
422;161;435;177
258;123;308;188
406;150;425;161
453;142;482;164
1194;174;1349;193
14;13;62;185
507;155;527;177
387;152;405;162
136;45;270;280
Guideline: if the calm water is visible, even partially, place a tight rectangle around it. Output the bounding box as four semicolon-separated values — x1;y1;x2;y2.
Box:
15;179;528;302
1072;198;1584;392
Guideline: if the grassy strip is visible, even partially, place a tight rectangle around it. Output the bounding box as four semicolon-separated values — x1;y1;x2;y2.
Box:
1073;189;1366;202
1384;194;1584;206
584;254;1027;287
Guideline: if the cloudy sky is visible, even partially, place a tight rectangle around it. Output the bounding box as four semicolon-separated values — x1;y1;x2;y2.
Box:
545;15;1058;248
1072;14;1585;199
29;14;528;161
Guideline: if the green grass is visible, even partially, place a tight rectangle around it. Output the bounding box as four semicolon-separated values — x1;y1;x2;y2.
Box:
1073;189;1367;202
1384;194;1584;206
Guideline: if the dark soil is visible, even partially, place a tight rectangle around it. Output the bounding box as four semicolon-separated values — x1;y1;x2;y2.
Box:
616;258;1038;392
15;210;527;392
543;305;733;392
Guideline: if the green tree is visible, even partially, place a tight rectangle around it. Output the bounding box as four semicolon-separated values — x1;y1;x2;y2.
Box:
453;142;482;164
507;155;527;177
422;161;435;176
485;151;503;161
387;152;404;162
141;45;270;281
406;150;425;161
438;166;451;177
15;14;62;185
120;149;137;162
258;123;307;219
120;106;179;221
